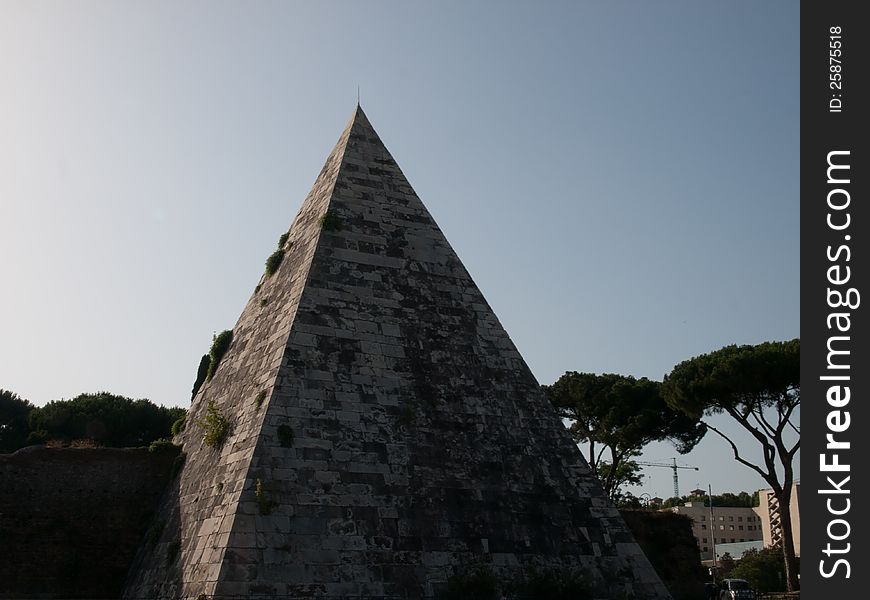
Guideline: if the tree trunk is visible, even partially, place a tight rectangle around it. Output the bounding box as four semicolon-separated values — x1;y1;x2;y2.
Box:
776;488;799;591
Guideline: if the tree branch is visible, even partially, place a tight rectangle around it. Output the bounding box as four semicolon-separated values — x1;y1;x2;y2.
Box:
723;405;779;479
705;421;776;487
777;397;799;435
755;406;779;438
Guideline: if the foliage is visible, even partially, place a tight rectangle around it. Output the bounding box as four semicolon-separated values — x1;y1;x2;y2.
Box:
0;389;35;453
148;438;181;455
717;553;736;579
598;458;643;503
206;330;233;381
171;416;187;436
191;354;210;400
197;400;230;448
277;423;294;448
661;490;758;509
319;211;342;231
615;492;645;509
26;429;48;445
663;339;800;590
260;298;268;307
255;478;276;515
254;390;266;409
21;392;185;450
543;372;706;498
278;232;289;248
728;547;788;593
265;249;285;276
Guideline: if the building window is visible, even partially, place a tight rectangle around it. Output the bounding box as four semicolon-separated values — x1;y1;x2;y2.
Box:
719;525;724;530
703;546;709;552
730;538;736;543
729;525;735;531
703;538;708;543
738;516;743;522
739;526;743;530
701;515;706;521
721;538;727;543
740;539;745;542
719;516;725;521
701;524;707;530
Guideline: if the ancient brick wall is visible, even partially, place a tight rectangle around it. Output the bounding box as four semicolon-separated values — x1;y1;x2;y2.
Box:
0;446;175;599
621;510;707;600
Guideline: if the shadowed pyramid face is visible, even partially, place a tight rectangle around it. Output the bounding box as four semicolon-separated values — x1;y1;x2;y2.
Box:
123;107;671;600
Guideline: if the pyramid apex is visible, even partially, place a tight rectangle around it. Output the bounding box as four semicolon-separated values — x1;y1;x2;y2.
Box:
347;102;371;128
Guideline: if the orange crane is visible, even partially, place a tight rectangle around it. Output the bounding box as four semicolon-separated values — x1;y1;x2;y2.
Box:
635;458;699;498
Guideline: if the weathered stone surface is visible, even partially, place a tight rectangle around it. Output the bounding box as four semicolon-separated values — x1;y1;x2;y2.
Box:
123;107;672;599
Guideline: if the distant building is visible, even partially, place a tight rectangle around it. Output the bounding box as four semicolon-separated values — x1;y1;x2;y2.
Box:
664;501;764;561
758;483;801;557
688;488;706;497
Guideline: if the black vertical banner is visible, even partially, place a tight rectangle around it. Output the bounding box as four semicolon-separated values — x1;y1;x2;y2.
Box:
801;1;868;597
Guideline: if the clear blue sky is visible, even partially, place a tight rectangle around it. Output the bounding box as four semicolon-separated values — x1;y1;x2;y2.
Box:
0;1;799;499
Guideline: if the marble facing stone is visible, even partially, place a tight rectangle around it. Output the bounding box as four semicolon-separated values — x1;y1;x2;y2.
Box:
122;107;672;599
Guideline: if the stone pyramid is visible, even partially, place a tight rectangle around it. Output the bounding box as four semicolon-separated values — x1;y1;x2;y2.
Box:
124;107;670;599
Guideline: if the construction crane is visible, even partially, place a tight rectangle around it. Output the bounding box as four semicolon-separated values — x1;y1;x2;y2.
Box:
635;458;699;498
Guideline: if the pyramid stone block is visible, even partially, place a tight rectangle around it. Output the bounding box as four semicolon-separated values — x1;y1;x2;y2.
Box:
123;107;671;599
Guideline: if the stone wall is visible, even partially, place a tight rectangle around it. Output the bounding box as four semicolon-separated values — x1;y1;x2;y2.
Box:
621;510;707;600
0;446;176;599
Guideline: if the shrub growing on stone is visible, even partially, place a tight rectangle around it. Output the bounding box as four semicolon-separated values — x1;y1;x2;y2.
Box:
171;416;186;436
255;478;275;515
197;400;230;448
254;390;267;409
265;249;285;276
319;210;342;231
206;330;233;381
191;354;210;399
278;232;289;248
